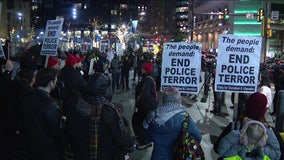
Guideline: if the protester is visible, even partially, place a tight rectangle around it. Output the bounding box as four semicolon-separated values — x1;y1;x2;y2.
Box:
58;53;87;115
214;92;284;159
272;64;284;115
143;87;202;160
21;68;65;160
259;63;271;88
2;66;37;159
47;56;60;70
132;53;138;81
68;72;135;160
136;54;146;81
218;117;281;159
120;55;132;90
111;54;121;92
94;52;108;73
153;56;161;91
132;61;158;149
258;80;272;110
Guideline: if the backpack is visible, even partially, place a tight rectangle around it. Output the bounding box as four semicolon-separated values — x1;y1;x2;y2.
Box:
175;113;205;160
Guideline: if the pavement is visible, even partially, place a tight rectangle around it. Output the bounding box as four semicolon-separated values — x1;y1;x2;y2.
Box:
111;71;276;160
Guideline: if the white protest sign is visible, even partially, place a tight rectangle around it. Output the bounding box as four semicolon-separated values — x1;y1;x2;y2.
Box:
214;34;262;93
161;42;201;94
0;43;5;60
40;18;64;56
116;43;123;55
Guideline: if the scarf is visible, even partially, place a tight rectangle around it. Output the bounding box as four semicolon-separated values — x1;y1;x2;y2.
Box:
89;96;127;160
143;103;186;129
89;96;106;160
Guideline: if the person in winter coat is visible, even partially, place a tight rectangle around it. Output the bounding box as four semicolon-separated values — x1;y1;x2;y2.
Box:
21;68;65;160
120;55;132;90
110;54;121;92
2;68;37;160
69;72;135;160
132;61;158;149
0;58;14;159
58;53;87;116
143;87;202;160
258;80;272;110
214;92;284;160
218;117;281;160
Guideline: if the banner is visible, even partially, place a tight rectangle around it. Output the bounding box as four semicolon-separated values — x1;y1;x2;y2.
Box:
40;18;64;56
161;42;201;94
214;34;262;93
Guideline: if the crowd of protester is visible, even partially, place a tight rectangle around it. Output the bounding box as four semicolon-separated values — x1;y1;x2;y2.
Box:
1;40;283;160
0;41;165;160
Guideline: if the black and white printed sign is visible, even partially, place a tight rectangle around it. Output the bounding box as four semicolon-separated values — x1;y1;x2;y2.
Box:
40;18;64;56
214;34;262;93
161;42;201;94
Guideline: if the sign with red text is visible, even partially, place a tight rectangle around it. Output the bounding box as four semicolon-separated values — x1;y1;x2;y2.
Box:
214;34;262;93
40;18;64;56
161;42;201;94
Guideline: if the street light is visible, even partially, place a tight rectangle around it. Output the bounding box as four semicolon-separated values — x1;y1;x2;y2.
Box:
17;12;23;47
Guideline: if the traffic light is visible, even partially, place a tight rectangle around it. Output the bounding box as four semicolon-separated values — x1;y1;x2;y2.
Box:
257;8;264;22
224;8;229;19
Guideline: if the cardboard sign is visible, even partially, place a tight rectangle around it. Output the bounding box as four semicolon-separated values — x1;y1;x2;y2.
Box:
161;42;201;94
214;34;262;93
40;18;64;56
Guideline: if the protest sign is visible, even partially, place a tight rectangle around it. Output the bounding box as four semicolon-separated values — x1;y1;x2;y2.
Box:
161;42;201;94
0;43;5;60
214;34;262;93
40;18;64;56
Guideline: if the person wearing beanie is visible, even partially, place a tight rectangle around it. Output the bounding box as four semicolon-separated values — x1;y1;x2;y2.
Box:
142;62;153;73
214;92;284;159
244;92;268;121
143;87;202;160
47;57;60;70
132;61;158;150
218;117;281;160
65;54;78;67
57;53;87;115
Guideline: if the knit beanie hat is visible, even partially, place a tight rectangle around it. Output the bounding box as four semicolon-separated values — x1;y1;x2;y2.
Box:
74;56;81;63
162;87;181;103
47;57;59;67
245;92;267;120
66;54;77;66
142;62;153;73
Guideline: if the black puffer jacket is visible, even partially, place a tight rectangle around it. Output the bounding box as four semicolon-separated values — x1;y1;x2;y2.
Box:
58;65;87;115
135;73;158;113
21;89;63;160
